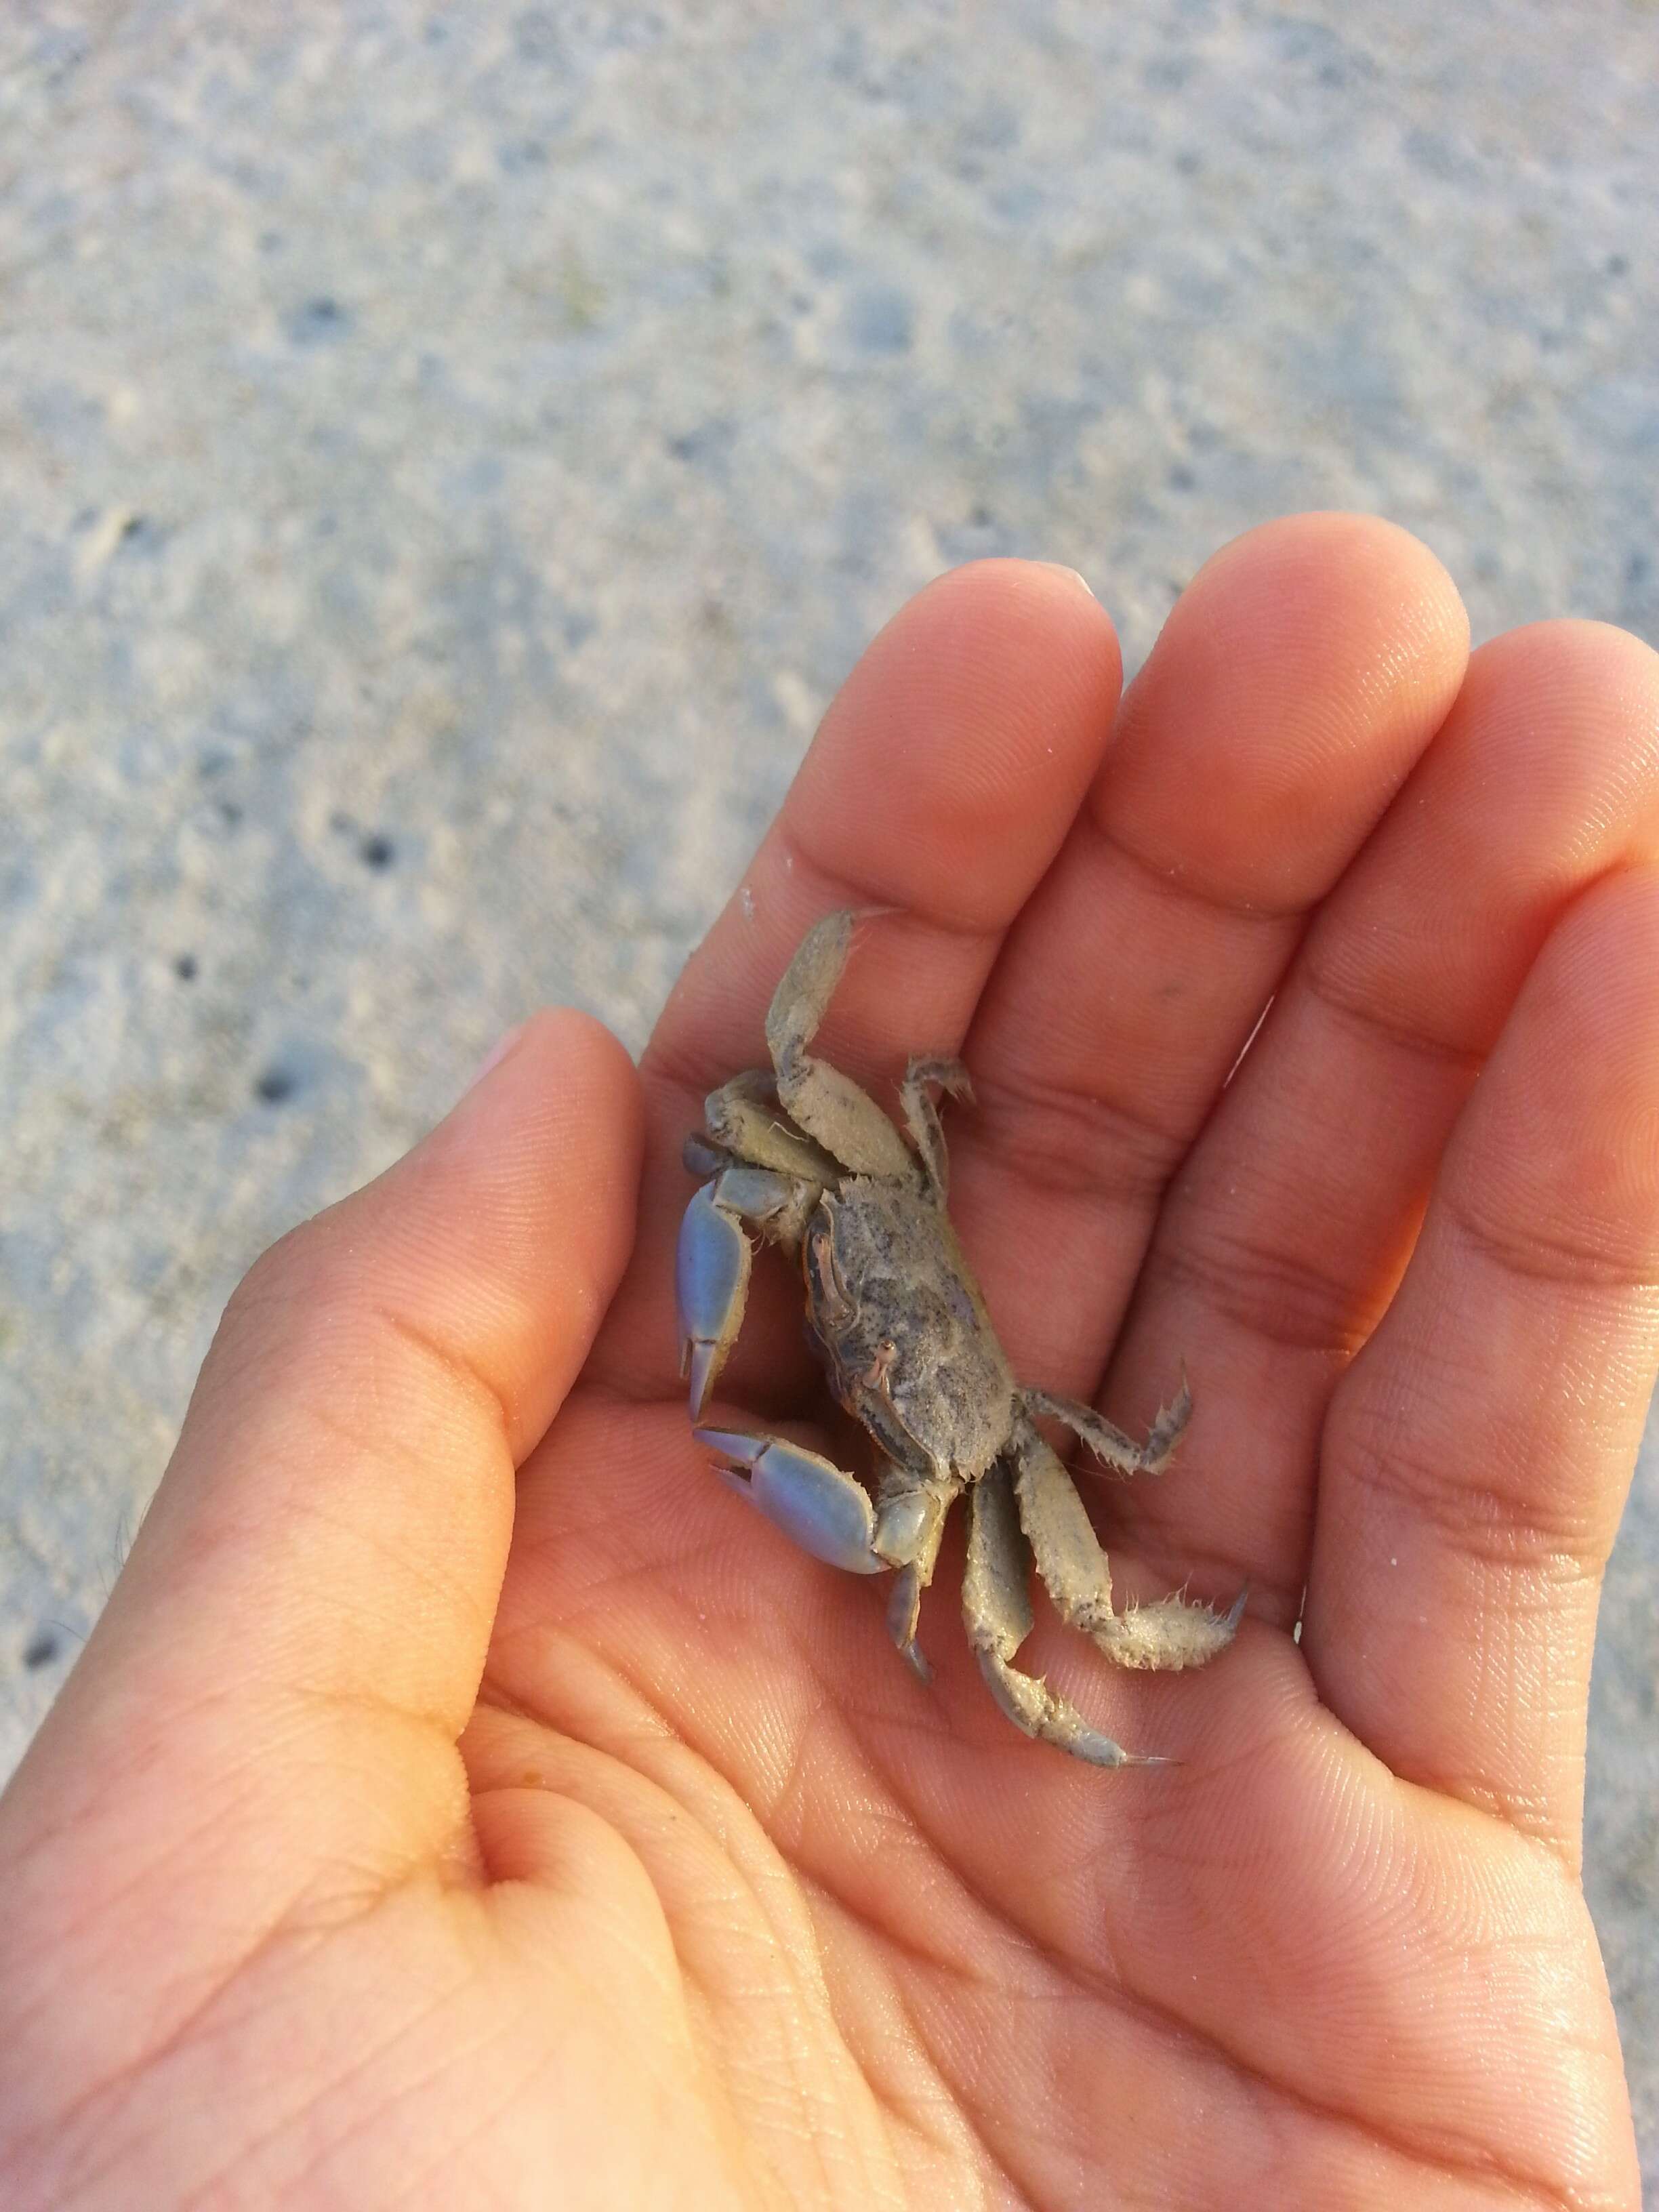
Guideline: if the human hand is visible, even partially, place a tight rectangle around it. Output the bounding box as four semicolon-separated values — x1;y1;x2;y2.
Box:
1;519;1652;2209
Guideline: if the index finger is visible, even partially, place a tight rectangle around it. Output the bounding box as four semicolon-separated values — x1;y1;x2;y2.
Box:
589;559;1124;1401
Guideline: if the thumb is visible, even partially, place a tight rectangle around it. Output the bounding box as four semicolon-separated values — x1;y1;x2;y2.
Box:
1;1010;642;1898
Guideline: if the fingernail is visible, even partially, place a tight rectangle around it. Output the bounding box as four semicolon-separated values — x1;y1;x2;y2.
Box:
1036;562;1096;600
468;1021;527;1090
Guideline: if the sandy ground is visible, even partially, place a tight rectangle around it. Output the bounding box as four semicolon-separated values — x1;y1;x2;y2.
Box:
3;1;1656;2185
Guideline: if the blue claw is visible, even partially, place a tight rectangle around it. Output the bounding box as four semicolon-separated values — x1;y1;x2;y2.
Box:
695;1426;886;1574
676;1185;751;1418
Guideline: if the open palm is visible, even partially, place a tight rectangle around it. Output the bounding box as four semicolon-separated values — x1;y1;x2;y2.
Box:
1;520;1652;2209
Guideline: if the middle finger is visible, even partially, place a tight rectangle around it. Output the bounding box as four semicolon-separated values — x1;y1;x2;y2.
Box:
590;558;1125;1408
946;514;1469;1414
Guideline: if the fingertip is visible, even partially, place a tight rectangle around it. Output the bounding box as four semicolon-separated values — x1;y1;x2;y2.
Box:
1534;861;1659;1033
1467;863;1659;1265
782;556;1124;933
1190;511;1470;659
449;1002;644;1185
1033;560;1101;602
466;1002;641;1120
1454;617;1659;789
905;552;1115;643
1107;512;1470;909
420;1004;647;1397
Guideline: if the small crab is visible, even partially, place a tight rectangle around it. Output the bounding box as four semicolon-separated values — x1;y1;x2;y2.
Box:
675;910;1244;1765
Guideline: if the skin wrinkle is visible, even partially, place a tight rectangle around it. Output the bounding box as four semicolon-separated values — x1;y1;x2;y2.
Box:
968;798;1292;1067
1334;1414;1608;1568
1134;1077;1441;1363
1148;1220;1374;1360
777;1780;1020;2013
465;1677;900;2205
28;1900;356;2201
1327;636;1659;962
230;1266;524;1462
757;837;1004;1015
685;1721;949;2188
1;1675;452;2055
811;1851;1570;2212
1332;1284;1647;1557
1297;939;1492;1071
815;766;1070;921
259;1397;496;1599
173;1948;504;2212
769;1670;1380;2184
798;1940;987;2210
1106;615;1469;898
154;1518;499;1772
493;1820;691;2028
772;1765;1097;2205
368;1301;517;1449
466;1797;780;2209
1084;790;1333;926
958;1051;1196;1215
1095;1757;1590;2197
164;1385;509;1644
1441;1179;1659;1297
225;1229;518;1417
518;1915;753;2212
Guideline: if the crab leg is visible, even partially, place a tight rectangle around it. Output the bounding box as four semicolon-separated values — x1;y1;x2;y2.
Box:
694;1427;888;1574
963;1464;1166;1768
1021;1379;1192;1478
1010;1418;1246;1671
701;1069;842;1184
877;1477;960;1680
897;1056;972;1203
764;912;918;1180
676;1167;818;1418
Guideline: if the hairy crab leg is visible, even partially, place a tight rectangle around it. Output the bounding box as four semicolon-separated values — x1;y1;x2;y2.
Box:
962;1464;1168;1768
1021;1378;1192;1478
693;1427;888;1574
1009;1416;1246;1671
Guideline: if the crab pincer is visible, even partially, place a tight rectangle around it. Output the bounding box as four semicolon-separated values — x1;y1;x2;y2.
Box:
676;1183;751;1420
694;1427;888;1576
